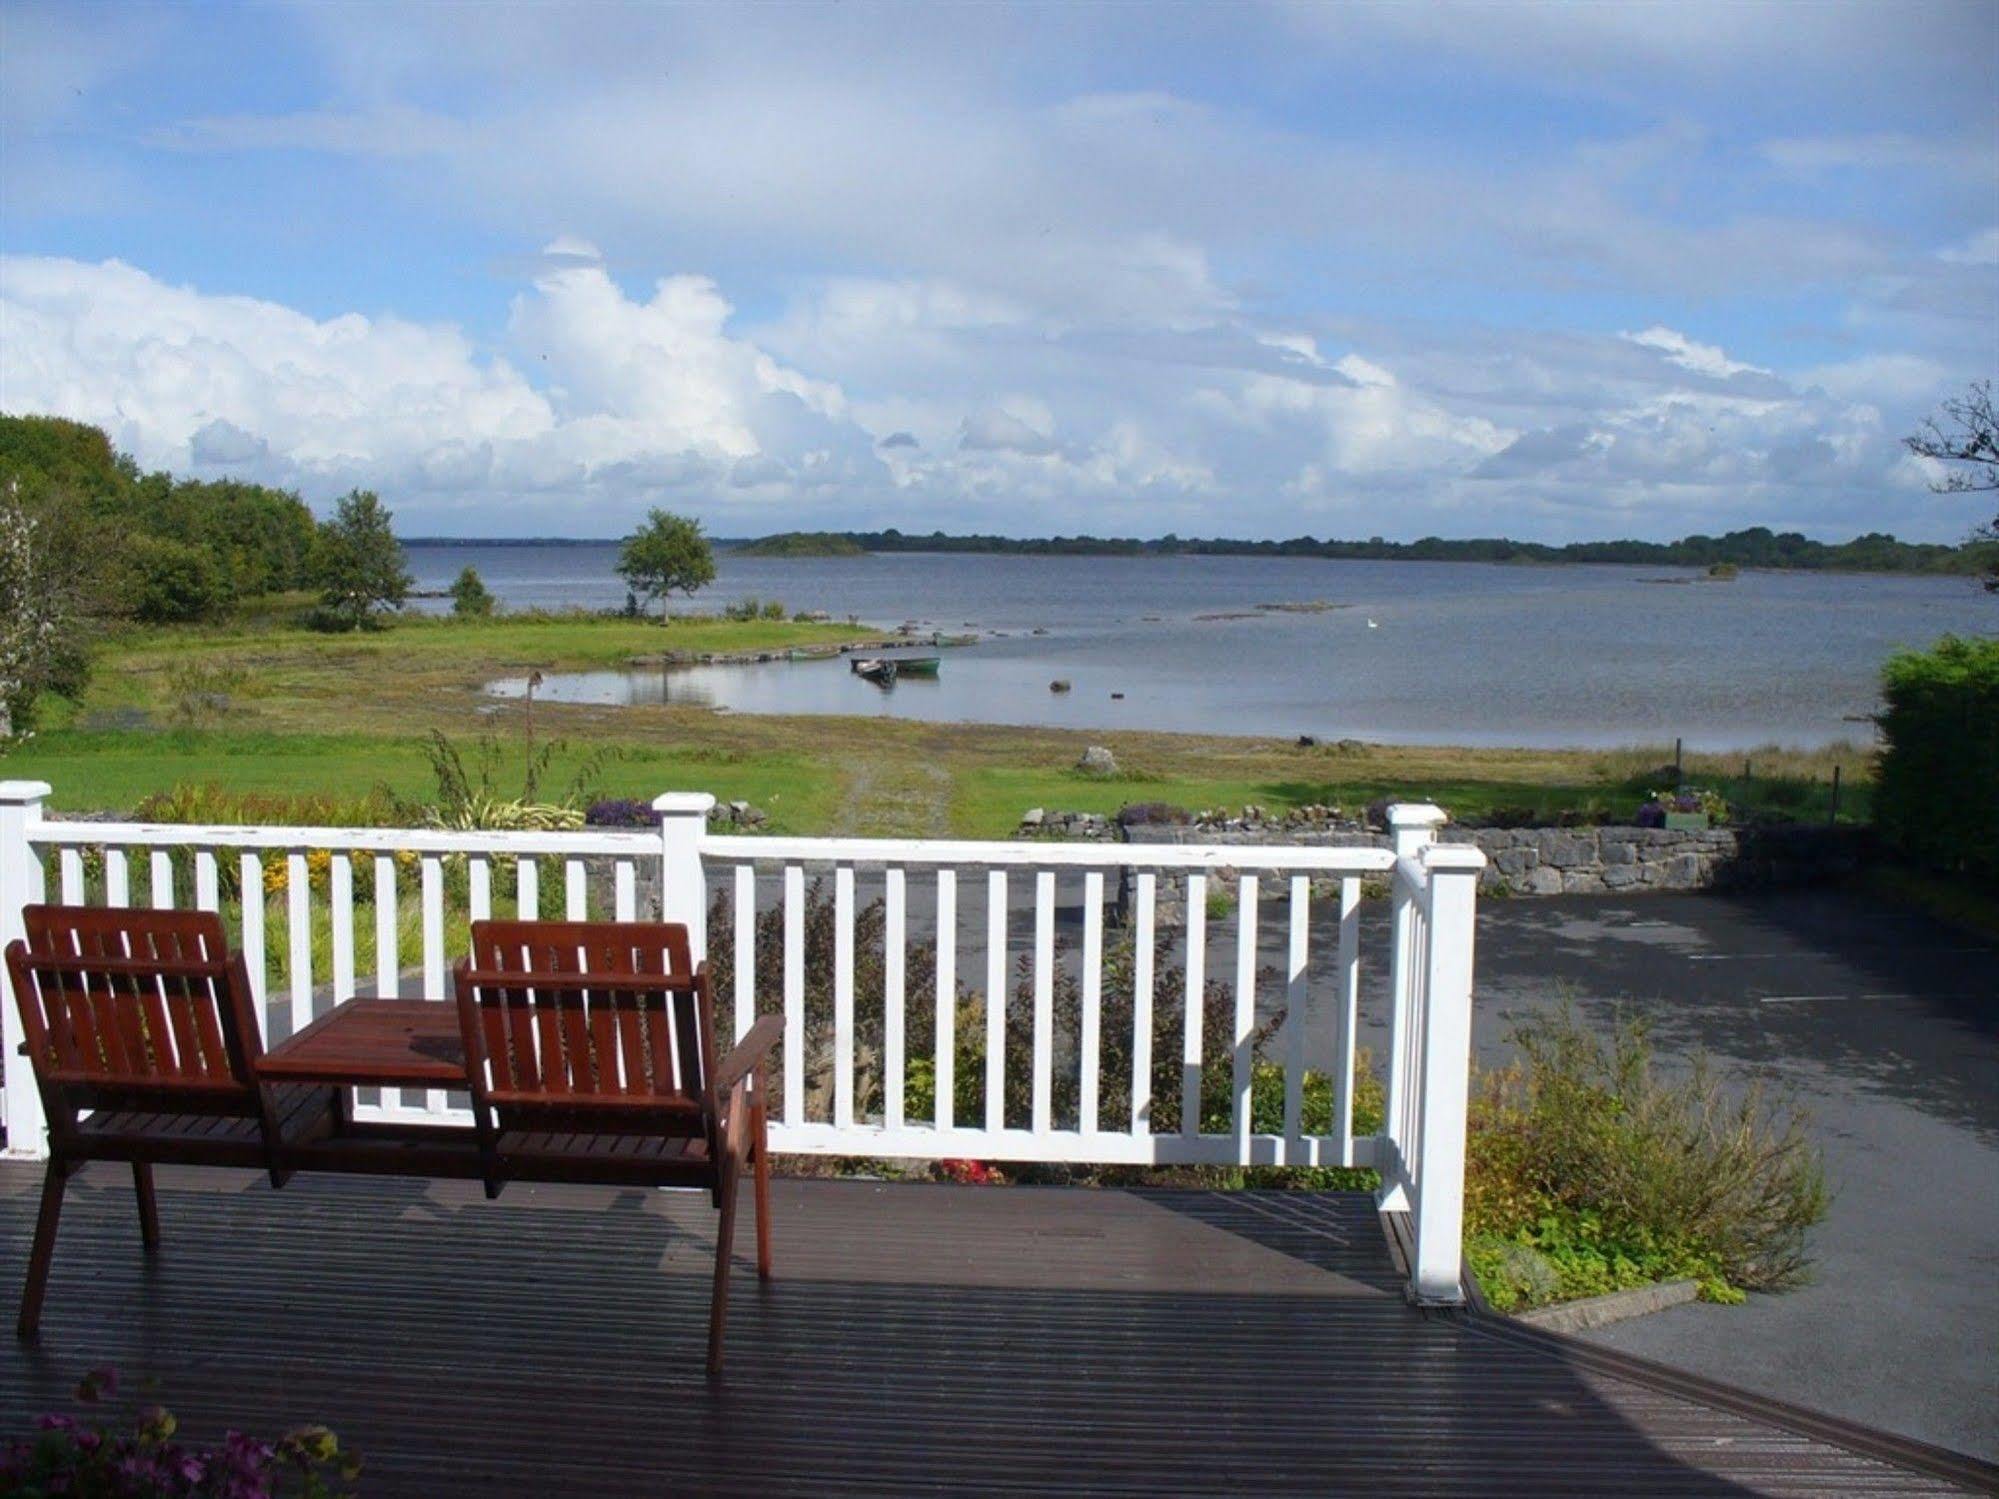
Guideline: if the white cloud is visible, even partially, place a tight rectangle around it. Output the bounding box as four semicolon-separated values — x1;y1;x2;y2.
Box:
1622;326;1769;381
0;251;1970;540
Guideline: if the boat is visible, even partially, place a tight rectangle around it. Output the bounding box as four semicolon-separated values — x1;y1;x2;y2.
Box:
852;653;939;684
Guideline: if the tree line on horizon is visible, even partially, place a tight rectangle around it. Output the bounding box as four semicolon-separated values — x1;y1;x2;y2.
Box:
730;524;1995;574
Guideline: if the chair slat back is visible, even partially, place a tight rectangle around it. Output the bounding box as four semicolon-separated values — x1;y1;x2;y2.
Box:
458;920;713;1117
5;905;260;1107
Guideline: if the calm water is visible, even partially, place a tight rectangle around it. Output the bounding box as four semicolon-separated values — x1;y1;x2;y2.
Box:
410;544;1994;750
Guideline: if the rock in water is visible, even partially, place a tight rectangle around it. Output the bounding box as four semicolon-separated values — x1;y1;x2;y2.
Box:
1077;745;1118;776
1049;679;1072;693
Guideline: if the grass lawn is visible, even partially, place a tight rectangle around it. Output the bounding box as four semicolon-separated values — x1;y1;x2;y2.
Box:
4;611;1874;837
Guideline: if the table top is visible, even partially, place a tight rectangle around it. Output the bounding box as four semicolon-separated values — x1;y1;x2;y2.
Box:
256;998;466;1088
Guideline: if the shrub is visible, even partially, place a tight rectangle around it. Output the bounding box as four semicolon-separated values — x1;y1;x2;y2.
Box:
129;534;228;623
162;660;249;728
585;797;654;828
762;599;787;620
1465;1005;1827;1309
449;566;495;618
1875;635;1999;883
2;1366;359;1497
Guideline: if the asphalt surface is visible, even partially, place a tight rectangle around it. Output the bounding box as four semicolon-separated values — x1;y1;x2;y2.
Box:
1468;890;1998;1463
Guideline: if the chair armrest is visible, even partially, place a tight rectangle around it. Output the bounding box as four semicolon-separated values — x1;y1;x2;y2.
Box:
712;1014;783;1098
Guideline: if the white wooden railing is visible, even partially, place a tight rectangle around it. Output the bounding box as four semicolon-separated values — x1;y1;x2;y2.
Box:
0;781;1483;1303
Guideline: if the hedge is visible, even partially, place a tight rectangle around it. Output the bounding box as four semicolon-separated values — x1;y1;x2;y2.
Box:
1874;635;1999;884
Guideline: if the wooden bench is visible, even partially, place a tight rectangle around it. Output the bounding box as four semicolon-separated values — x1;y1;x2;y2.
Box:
6;907;781;1375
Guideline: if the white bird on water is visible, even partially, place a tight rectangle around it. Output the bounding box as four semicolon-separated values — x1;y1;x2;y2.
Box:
1365;617;1379;629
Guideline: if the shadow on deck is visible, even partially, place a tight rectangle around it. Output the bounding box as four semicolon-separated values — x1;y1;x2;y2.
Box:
0;1164;1974;1496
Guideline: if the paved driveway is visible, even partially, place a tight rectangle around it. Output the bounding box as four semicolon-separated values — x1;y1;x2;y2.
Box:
1469;890;1998;1462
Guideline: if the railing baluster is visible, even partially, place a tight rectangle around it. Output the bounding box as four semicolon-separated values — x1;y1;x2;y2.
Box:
104;848;129;907
884;867;905;1131
421;854;446;1113
195;851;219;912
516;857;538;919
59;848;83;905
1132;871;1155;1135
1182;873;1207;1138
1233;874;1259;1158
149;850;173;909
1032;870;1054;1137
782;864;804;1125
239;854;267;1042
469;856;492;924
1284;876;1309;1163
564;859;587;919
374;854;398;1113
1080;870;1103;1136
330;852;355;1008
1334;874;1360;1166
985;870;1006;1133
286;851;312;1037
934;869;956;1131
833;866;855;1130
732;864;755;1042
614;860;636;921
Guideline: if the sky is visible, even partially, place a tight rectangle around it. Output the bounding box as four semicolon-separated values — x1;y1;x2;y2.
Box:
2;2;1995;542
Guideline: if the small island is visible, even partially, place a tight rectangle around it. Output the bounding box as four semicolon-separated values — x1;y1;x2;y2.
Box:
730;531;868;558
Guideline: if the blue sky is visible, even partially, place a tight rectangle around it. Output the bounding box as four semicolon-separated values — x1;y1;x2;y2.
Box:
2;1;1995;540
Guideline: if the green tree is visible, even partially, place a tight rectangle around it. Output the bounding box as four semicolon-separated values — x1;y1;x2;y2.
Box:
449;565;495;618
1905;380;1998;593
616;508;716;621
309;490;411;631
127;535;226;623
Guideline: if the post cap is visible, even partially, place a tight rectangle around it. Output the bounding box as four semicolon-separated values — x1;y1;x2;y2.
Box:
1420;843;1487;873
651;792;718;817
1386;802;1447;829
0;781;52;805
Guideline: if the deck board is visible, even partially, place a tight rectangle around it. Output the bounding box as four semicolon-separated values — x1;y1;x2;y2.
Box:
0;1163;1972;1496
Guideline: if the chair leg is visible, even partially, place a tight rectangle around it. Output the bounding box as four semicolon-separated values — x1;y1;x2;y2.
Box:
133;1163;160;1251
706;1161;740;1378
19;1161;68;1339
752;1091;773;1281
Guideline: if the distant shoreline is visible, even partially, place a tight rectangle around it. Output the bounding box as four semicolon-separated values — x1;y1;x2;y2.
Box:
400;528;1995;579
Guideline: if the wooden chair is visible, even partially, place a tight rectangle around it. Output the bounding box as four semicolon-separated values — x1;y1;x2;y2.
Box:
454;919;782;1375
4;905;336;1337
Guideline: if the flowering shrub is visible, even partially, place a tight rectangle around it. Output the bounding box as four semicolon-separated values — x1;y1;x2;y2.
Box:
0;1367;359;1497
585;798;654;828
1637;787;1728;826
937;1158;1001;1185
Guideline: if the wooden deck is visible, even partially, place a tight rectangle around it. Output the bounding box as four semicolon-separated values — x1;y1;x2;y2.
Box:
0;1163;1981;1496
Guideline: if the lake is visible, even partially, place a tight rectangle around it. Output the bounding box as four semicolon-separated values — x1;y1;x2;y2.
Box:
408;544;1994;750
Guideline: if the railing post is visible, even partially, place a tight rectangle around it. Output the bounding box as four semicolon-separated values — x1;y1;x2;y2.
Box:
1378;802;1444;1211
653;792;715;963
1409;841;1484;1304
0;780;51;1160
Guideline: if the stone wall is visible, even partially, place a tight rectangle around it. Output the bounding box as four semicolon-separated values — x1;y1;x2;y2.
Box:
1101;820;1868;903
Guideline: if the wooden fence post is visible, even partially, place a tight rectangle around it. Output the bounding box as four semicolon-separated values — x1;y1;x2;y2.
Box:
1410;843;1484;1305
654;792;716;963
1379;802;1444;1212
0;780;50;1160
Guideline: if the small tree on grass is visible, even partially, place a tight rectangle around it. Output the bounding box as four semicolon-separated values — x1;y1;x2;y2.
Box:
309;490;411;630
450;565;495;618
616;508;715;621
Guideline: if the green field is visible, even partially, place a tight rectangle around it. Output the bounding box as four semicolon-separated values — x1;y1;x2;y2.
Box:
3;611;1872;837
